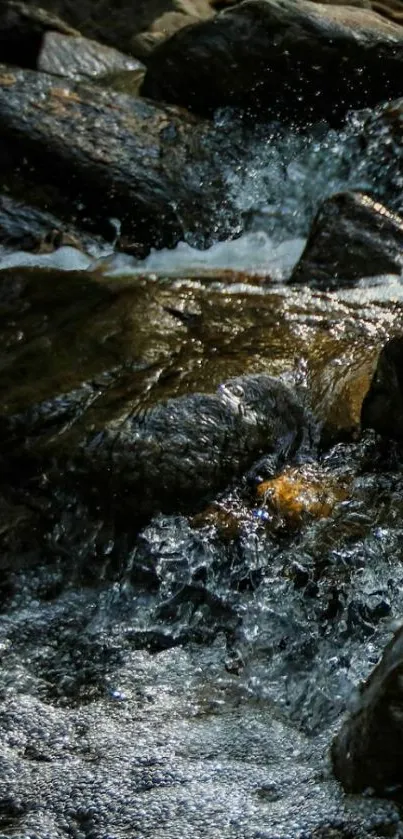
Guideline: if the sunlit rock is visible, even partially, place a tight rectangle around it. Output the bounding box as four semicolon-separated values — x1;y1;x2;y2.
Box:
290;192;403;289
256;464;350;526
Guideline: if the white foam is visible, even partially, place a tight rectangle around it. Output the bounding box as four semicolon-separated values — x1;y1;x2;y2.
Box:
0;245;95;272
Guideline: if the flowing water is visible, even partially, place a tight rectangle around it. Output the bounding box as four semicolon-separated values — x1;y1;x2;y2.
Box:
2;111;403;838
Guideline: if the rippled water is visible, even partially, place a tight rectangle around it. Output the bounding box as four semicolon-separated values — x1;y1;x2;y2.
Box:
2;111;403;838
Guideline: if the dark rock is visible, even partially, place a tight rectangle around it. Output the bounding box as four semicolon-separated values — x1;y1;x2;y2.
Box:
130;6;213;59
359;98;403;215
141;0;403;123
38;31;145;81
0;1;78;69
0;193;103;252
290;192;403;289
361;336;403;439
75;372;308;517
0;65;238;255
332;624;403;796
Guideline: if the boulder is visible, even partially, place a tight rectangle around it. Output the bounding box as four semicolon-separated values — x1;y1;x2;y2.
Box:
142;0;403;123
38;31;145;81
0;266;401;521
361;336;403;439
290;192;403;288
332;624;403;796
0;65;238;255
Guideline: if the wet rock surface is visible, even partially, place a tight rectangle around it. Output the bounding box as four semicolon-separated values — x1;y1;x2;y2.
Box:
142;0;403;122
4;0;403;832
0;193;104;252
0;65;238;254
291;192;403;288
332;624;403;795
38;30;145;81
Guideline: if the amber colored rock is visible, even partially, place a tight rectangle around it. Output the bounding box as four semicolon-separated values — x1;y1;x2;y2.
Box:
256;465;349;525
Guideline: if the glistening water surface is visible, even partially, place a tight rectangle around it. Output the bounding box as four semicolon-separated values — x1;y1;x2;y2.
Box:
2;111;403;838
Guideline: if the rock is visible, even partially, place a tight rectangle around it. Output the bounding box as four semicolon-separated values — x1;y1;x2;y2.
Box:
1;266;402;523
0;193;103;252
332;624;403;795
130;10;210;58
0;65;238;255
256;464;350;526
38;31;145;81
361;336;403;439
290;192;403;289
371;0;403;25
10;0;214;57
359;98;403;216
75;372;308;517
141;0;403;123
0;1;78;69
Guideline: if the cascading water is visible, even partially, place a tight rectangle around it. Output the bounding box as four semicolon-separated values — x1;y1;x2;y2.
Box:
0;109;388;279
2;109;403;838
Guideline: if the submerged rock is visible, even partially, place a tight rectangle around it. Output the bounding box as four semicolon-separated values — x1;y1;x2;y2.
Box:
38;30;145;81
142;0;403;122
361;336;403;439
0;65;238;254
332;624;403;796
76;372;309;517
290;192;403;289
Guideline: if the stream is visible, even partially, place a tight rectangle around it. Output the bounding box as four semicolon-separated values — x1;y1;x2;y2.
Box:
1;109;403;839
